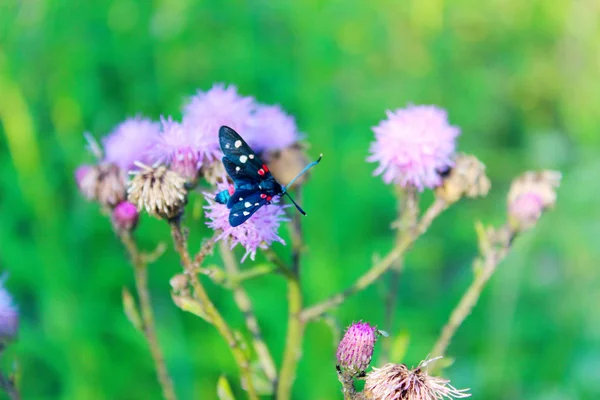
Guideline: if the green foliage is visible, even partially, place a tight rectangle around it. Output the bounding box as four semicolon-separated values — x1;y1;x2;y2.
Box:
0;0;599;399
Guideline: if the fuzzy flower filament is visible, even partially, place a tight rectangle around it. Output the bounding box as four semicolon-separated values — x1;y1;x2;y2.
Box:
204;184;289;262
368;105;460;191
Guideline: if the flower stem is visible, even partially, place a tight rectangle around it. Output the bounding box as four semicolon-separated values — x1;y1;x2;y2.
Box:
430;224;512;362
219;241;278;386
168;220;259;400
0;351;19;400
119;232;176;400
276;198;306;399
301;198;447;322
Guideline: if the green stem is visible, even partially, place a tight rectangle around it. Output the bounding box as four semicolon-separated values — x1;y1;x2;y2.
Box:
430;224;512;364
168;221;259;400
301;198;447;322
120;233;176;400
219;241;278;386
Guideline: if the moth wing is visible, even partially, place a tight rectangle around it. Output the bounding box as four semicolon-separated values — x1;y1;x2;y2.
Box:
228;191;268;227
219;126;269;178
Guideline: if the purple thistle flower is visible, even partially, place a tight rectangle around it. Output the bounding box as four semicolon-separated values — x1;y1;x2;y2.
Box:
336;321;378;377
102;116;161;171
0;278;18;340
368;105;460;191
245;104;302;153
182;84;255;162
204;183;289;262
146;116;204;182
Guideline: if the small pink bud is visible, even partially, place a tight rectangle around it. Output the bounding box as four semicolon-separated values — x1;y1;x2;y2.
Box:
336;321;378;377
112;201;139;232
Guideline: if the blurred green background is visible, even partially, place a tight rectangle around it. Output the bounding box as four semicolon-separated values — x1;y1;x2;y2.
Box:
1;0;599;399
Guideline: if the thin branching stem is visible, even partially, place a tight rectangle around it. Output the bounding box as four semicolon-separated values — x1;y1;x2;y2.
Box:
168;220;259;400
430;224;513;363
219;241;278;386
301;198;447;322
119;232;176;400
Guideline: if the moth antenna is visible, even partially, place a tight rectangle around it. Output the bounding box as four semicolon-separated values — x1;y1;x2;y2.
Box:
285;192;307;216
284;154;323;190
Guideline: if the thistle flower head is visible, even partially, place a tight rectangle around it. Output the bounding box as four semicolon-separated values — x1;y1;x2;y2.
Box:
436;154;491;204
262;144;310;188
75;163;127;208
245;104;301;153
128;164;187;220
0;278;18;340
147;116;203;182
365;358;470;400
182;84;255;163
75;164;97;200
102;116;160;171
204;183;289;262
507;170;561;232
368;105;460;190
336;321;378;377
112;201;139;232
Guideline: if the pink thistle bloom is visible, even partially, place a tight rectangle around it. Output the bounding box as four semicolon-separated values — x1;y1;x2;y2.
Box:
146;116;204;181
0;278;18;339
368;105;460;190
245;104;302;153
112;201;139;232
102;116;161;171
204;183;289;262
182;83;255;162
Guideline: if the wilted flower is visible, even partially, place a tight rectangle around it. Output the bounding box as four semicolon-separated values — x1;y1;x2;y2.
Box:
507;170;561;232
102;116;160;171
204;183;289;262
0;278;18;340
182;84;255;164
263;144;310;187
337;321;378;377
128;164;187;220
364;358;470;400
75;163;127;208
112;201;139;232
245;104;302;153
147;117;202;183
368;105;460;191
436;154;491;204
75;164;97;200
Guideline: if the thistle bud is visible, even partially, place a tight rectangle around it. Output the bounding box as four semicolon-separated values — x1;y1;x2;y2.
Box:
364;358;470;400
264;144;309;187
201;159;227;186
435;154;491;204
128;164;187;220
507;170;561;232
336;321;378;377
112;201;139;232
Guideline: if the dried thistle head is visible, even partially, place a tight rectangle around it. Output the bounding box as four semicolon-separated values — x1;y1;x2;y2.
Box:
128;163;187;220
75;163;127;208
364;358;470;400
263;144;309;187
336;321;378;378
435;154;491;204
507;170;561;232
201;158;227;186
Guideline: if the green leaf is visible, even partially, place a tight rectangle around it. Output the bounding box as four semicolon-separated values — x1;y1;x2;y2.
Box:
217;375;236;400
122;287;143;333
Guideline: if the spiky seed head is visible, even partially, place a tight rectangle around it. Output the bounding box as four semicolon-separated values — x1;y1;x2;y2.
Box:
111;201;139;232
75;163;127;208
436;154;491;204
336;321;378;377
128;163;188;220
364;358;471;400
201;159;227;186
507;170;561;232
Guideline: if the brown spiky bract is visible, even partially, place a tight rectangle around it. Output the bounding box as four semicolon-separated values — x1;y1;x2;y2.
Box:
128;164;187;220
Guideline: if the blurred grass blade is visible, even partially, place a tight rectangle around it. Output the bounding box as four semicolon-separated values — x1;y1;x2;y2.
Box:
389;329;410;363
217;375;236;400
